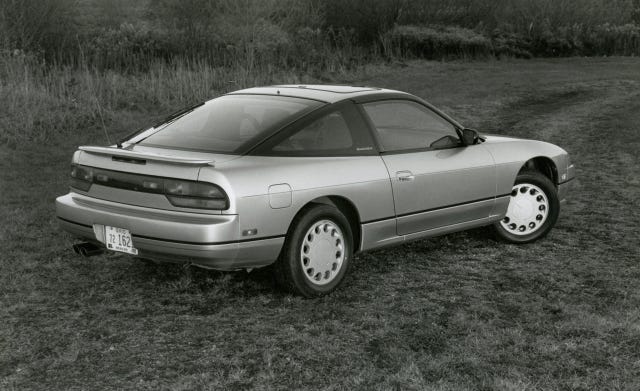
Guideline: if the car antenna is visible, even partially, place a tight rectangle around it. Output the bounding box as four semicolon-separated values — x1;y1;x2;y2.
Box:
77;37;115;147
88;84;113;146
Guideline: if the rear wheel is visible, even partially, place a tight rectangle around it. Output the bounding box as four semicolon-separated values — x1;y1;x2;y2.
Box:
493;170;559;243
275;204;353;297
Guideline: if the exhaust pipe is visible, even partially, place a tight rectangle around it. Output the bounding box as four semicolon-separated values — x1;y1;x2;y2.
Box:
72;242;104;257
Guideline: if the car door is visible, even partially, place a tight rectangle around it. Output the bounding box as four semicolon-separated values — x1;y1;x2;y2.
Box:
360;99;496;236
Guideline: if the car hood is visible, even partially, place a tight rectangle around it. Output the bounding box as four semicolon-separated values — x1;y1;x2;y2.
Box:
481;134;527;143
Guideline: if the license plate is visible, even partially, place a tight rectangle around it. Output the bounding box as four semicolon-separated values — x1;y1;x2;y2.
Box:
104;226;138;255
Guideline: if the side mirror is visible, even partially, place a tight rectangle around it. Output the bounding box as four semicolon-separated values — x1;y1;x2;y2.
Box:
461;128;479;145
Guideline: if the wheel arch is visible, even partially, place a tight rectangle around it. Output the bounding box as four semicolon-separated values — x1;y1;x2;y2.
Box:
519;156;558;186
290;195;362;252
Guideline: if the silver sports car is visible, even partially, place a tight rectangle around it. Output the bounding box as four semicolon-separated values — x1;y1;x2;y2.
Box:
56;85;575;296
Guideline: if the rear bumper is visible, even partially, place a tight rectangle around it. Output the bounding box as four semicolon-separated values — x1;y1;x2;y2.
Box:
55;192;284;270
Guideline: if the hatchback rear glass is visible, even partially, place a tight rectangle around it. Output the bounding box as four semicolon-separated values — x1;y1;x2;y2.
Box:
138;95;323;153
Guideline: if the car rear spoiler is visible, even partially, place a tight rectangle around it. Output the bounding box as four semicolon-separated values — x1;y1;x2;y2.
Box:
79;146;215;166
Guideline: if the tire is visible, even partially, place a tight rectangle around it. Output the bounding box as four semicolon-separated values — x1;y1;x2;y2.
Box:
493;170;560;244
274;204;353;297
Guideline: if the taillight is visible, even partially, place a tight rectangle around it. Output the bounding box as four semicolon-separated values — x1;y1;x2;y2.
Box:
165;180;228;209
70;165;93;191
69;164;229;210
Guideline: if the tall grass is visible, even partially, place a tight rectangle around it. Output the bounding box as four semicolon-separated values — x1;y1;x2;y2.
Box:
399;0;636;31
1;0;640;146
383;25;493;60
384;23;640;59
2;0;639;69
0;50;373;146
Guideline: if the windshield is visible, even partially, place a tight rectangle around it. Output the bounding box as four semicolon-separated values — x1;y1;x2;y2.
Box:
137;95;323;153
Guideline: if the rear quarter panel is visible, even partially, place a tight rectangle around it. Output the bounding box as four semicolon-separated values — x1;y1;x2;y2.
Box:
198;156;394;240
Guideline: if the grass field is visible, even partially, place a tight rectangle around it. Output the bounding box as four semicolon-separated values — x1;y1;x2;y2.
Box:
1;57;640;390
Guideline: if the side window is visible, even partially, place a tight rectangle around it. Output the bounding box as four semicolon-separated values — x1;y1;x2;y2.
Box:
362;100;459;152
273;111;353;152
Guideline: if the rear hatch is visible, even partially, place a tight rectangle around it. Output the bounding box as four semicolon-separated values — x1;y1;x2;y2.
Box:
75;145;239;213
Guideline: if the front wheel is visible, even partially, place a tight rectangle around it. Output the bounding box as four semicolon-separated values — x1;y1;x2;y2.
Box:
274;204;353;297
493;170;560;243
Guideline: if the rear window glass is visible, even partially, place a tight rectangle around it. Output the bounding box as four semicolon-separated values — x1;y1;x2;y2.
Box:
138;95;322;153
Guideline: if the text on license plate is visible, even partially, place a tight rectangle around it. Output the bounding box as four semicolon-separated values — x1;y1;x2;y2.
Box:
105;226;138;255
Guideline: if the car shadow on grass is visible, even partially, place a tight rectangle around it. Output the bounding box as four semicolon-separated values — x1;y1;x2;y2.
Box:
358;226;498;271
86;224;500;312
123;256;285;299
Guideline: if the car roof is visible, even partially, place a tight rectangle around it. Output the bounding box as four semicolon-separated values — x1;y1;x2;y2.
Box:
227;84;412;103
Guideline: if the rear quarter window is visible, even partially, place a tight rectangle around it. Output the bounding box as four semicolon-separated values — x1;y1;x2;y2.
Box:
254;102;377;157
273;111;354;152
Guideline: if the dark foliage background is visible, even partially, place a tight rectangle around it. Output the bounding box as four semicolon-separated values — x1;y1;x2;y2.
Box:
2;0;640;70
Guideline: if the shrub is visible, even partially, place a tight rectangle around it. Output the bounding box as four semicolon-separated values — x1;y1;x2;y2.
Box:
322;0;404;44
530;22;580;57
491;32;533;58
0;0;77;59
384;25;493;59
583;24;640;56
81;23;165;71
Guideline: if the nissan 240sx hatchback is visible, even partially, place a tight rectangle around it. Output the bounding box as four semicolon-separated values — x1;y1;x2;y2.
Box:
56;85;575;297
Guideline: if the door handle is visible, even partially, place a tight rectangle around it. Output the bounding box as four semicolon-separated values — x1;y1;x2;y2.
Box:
396;170;415;182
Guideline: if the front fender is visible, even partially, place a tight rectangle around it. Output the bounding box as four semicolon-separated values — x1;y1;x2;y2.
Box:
482;136;570;195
